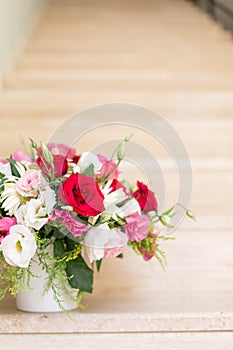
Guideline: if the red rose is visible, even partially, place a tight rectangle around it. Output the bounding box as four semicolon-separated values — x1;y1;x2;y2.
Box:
132;181;158;212
59;173;105;216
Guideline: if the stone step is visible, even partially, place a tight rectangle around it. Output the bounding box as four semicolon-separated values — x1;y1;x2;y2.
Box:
7;69;233;90
0;112;232;158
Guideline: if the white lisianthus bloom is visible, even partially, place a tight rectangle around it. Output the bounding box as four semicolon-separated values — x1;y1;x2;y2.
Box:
1;224;37;268
116;198;141;218
73;152;102;174
102;188;141;220
104;188;127;211
84;223;128;263
15;187;56;230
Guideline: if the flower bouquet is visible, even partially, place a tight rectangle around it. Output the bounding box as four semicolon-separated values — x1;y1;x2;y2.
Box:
0;137;194;312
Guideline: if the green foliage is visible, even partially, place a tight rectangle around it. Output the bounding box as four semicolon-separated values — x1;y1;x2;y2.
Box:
66;255;93;293
54;239;65;257
0;252;28;300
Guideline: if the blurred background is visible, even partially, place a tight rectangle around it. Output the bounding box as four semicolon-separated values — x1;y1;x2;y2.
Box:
0;0;232;317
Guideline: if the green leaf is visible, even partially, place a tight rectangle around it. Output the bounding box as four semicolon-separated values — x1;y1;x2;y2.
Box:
66;255;93;293
162;205;175;216
81;163;95;177
54;239;65;257
7;157;20;177
96;259;102;272
116;253;123;259
65;237;78;251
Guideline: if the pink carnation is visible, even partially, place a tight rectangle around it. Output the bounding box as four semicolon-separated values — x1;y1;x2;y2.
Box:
124;213;151;242
16;169;41;197
0;217;17;243
97;154;120;180
51;209;88;237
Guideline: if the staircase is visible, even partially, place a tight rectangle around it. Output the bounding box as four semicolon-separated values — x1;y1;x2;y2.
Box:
0;0;233;348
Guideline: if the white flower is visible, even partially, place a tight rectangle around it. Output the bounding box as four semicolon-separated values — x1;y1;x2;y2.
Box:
102;188;141;220
73;152;102;174
1;224;37;268
14;162;28;177
15;198;47;230
116;198;141;218
104;188;127;211
1;182;21;216
84;223;128;263
0;164;31;216
15;188;56;230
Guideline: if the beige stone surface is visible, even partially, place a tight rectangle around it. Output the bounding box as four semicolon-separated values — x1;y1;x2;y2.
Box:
1;333;233;350
0;0;233;347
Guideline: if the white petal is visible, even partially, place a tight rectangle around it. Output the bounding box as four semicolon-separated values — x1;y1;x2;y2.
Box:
77;152;102;173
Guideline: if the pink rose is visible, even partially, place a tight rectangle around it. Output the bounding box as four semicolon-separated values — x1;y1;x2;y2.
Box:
0;217;17;243
16;169;42;197
51;209;88;237
12;151;32;162
124;212;151;242
97;154;120;180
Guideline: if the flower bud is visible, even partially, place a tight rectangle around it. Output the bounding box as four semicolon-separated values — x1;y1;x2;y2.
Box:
117;142;125;161
159;215;171;227
30;139;37;149
186;209;196;220
124;134;133;142
41;142;53;163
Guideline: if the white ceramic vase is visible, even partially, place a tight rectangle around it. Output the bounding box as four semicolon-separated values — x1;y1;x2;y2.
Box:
16;257;77;313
